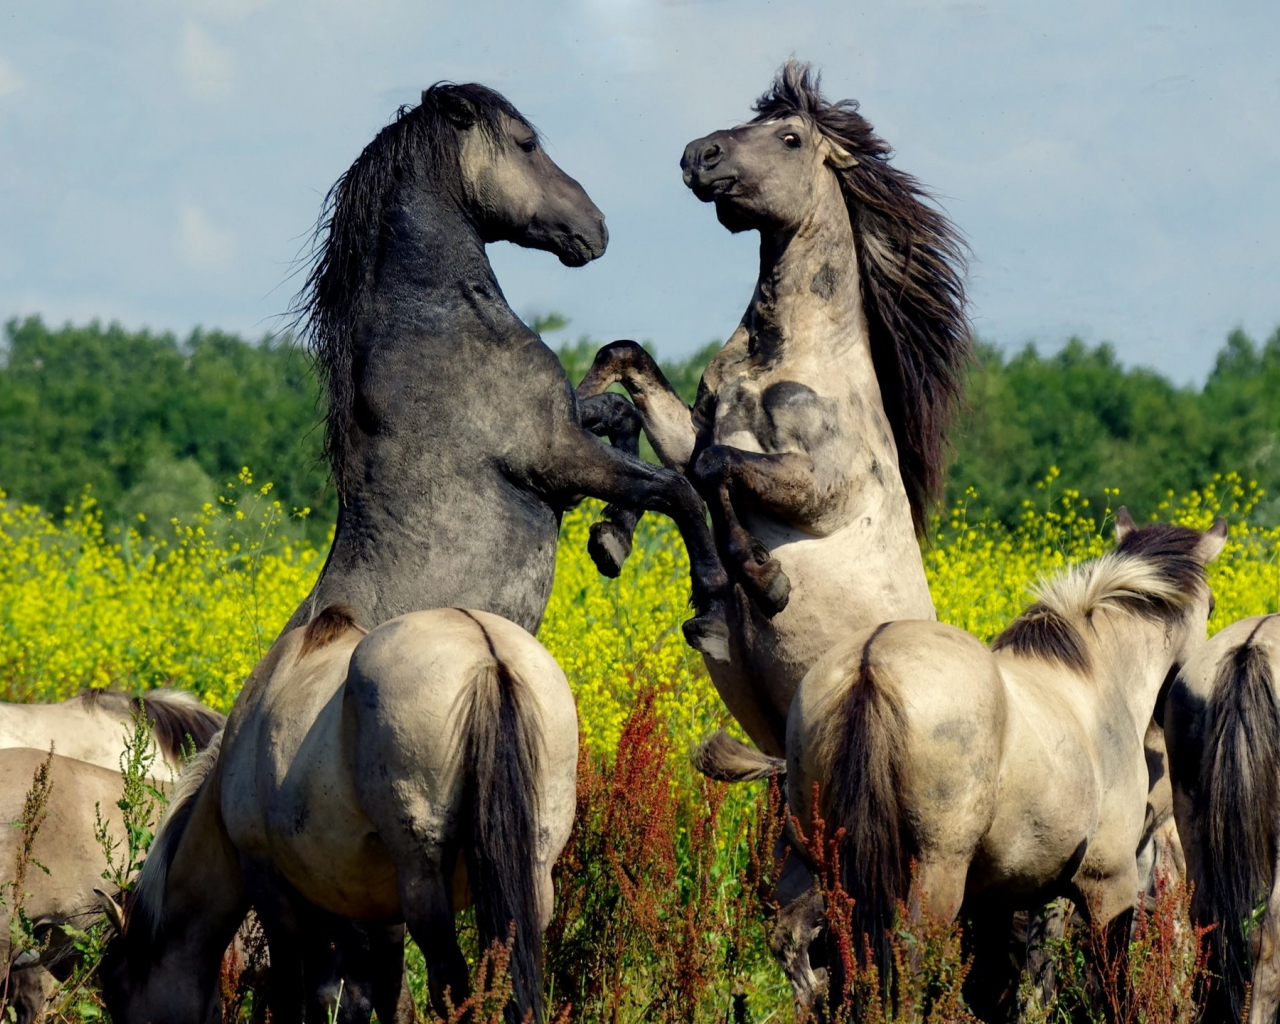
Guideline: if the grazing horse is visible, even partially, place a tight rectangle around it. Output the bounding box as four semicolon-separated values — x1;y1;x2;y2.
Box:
0;688;224;773
1;750;128;1024
1165;613;1280;1023
578;60;969;754
97;606;577;1024
0;697;224;1024
786;514;1225;1019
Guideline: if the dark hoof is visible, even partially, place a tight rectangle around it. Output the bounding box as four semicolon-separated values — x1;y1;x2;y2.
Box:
588;520;633;578
683;612;731;664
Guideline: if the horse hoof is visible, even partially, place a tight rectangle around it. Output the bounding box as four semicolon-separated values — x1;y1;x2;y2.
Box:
588;520;633;578
683;614;731;664
744;558;791;617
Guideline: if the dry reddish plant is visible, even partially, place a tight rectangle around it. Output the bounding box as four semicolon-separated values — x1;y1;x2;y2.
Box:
790;784;978;1024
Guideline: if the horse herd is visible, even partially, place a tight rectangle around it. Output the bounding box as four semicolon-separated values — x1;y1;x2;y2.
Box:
1;59;1278;1024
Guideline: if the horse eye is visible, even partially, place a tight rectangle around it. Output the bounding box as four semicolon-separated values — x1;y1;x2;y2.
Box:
782;133;802;149
519;138;538;154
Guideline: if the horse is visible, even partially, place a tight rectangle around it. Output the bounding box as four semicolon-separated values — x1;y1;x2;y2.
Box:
785;513;1225;1019
0;688;224;773
97;605;577;1024
1165;612;1280;1023
283;79;746;653
577;60;969;755
0;692;225;1023
578;59;968;1005
0;749;129;1023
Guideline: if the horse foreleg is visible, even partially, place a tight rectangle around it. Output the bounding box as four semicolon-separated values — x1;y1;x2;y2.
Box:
539;428;732;660
576;340;697;471
577;393;645;578
243;873;308;1024
962;904;1018;1024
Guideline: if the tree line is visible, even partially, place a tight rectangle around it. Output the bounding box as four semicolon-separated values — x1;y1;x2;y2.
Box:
2;315;1278;536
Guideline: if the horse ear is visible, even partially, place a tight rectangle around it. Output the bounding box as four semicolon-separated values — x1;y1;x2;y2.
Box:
1114;506;1136;543
1195;517;1228;564
436;90;478;129
94;886;126;933
824;139;858;170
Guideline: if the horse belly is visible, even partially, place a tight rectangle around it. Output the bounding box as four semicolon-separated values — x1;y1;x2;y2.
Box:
971;744;1098;900
271;809;401;920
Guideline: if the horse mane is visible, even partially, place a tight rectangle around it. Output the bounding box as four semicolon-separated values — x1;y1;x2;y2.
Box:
292;82;535;499
77;688;225;761
992;523;1209;670
751;61;971;533
133;690;225;761
125;729;224;948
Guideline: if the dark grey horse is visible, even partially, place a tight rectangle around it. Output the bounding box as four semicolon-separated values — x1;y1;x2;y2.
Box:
284;82;735;650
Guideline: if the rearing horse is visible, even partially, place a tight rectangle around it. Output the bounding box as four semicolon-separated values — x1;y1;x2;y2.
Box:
579;61;969;756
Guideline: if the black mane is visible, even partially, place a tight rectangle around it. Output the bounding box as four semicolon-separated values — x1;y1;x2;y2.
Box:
292;82;534;498
752;61;971;533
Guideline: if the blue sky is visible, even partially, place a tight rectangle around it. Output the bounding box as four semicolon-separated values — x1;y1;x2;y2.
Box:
1;0;1276;383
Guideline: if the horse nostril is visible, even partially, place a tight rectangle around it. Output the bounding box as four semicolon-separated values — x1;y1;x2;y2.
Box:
701;143;722;169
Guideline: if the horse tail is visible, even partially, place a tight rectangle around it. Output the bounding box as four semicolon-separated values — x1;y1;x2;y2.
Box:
1199;618;1280;1022
821;623;914;1001
691;730;785;782
461;649;544;1024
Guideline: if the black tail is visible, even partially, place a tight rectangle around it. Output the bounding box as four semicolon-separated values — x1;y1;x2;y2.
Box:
824;623;915;1008
462;657;544;1024
1199;626;1280;1023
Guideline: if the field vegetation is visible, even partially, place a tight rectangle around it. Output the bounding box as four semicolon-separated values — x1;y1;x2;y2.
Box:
2;465;1277;1020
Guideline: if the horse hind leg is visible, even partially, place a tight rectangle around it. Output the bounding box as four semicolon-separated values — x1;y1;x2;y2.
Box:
398;849;469;1019
1247;860;1280;1024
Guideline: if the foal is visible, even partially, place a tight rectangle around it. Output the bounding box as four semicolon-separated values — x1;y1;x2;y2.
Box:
787;513;1225;1017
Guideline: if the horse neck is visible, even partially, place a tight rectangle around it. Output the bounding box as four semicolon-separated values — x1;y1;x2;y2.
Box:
746;175;907;477
370;185;517;328
1081;609;1179;732
749;174;869;365
139;774;245;976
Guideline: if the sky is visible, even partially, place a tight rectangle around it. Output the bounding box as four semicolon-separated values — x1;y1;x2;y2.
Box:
1;0;1277;384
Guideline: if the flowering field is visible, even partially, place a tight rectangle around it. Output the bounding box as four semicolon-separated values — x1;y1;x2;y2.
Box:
2;470;1278;1020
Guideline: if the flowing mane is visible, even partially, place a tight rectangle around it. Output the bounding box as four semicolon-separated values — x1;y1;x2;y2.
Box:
751;61;971;532
292;82;536;499
992;523;1209;670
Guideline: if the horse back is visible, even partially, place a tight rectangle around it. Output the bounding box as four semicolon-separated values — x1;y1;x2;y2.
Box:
0;749;126;953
